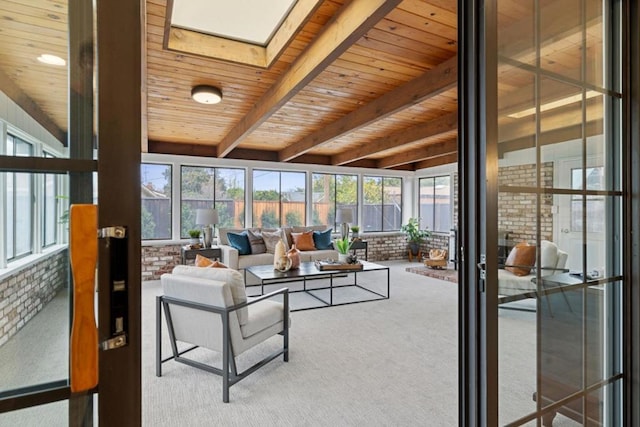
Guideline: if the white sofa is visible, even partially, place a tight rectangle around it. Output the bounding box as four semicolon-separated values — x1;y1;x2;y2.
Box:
498;240;568;297
218;225;338;271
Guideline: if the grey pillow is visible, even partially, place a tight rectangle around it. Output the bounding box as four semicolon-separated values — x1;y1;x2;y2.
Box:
246;229;266;254
262;229;288;254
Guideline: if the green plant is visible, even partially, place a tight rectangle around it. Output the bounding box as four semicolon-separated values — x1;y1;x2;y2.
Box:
334;236;353;254
350;225;360;233
400;217;430;243
188;229;201;238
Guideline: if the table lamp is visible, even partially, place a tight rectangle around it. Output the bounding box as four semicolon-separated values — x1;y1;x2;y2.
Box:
195;208;219;248
336;207;354;240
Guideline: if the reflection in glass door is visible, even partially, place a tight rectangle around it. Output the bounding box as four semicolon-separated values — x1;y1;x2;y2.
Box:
493;0;623;425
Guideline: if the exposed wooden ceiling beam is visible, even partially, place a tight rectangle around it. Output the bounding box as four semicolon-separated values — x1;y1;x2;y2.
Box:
148;140;217;157
331;112;457;165
377;138;457;169
279;55;458;162
216;0;403;158
414;152;458;170
498;120;603;157
0;68;66;144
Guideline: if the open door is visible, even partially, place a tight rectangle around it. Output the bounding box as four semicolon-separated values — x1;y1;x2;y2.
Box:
460;0;628;425
0;0;142;424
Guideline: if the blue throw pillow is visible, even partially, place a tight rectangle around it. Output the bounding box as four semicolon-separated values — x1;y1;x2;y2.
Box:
227;231;251;255
313;228;333;250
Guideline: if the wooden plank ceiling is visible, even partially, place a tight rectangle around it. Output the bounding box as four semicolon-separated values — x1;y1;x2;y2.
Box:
146;0;459;170
0;0;600;170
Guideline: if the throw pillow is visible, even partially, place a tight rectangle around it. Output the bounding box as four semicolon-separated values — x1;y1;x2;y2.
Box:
292;231;316;251
246;229;266;254
227;231;251;255
262;229;288;253
505;242;536;276
313;228;333;250
194;254;227;269
171;265;248;325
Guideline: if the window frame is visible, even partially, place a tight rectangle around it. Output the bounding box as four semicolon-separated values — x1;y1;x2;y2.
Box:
362;175;403;232
419;174;452;233
179;165;246;238
252;169;306;228
140;162;173;240
311;172;358;231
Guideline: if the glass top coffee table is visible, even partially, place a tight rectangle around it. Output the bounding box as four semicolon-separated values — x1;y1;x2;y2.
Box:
245;261;390;311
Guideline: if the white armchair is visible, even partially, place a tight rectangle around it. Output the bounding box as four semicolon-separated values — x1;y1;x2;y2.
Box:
156;265;289;402
498;240;568;297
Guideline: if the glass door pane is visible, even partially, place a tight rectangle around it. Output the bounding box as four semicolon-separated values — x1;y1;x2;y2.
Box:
0;0;97;423
495;0;623;425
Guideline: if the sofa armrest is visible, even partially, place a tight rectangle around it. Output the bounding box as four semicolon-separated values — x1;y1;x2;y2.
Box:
219;245;239;270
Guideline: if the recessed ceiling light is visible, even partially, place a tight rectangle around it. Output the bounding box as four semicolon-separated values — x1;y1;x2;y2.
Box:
37;54;66;66
191;85;223;104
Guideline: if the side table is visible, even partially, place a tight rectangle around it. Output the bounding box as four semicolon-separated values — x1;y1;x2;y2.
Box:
350;240;368;261
180;246;222;265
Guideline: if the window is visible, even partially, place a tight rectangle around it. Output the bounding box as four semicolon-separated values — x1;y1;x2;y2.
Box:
42;152;57;247
312;173;357;230
252;170;305;228
6;135;33;260
362;176;402;232
180;166;245;237
571;167;605;233
419;175;451;232
141;163;172;240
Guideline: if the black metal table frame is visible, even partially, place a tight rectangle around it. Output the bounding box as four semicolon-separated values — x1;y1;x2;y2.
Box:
245;262;390;312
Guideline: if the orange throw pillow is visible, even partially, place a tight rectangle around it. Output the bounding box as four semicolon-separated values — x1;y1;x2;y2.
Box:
505;243;536;276
291;231;316;251
195;254;227;268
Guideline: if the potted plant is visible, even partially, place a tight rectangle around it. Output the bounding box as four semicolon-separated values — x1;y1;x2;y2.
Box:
400;217;431;256
350;225;360;239
188;229;201;245
334;236;353;263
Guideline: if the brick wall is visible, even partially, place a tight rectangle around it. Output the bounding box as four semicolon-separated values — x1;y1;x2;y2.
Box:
141;244;182;281
498;162;554;242
0;248;68;347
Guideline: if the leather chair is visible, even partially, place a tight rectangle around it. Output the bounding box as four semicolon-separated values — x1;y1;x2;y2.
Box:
156;265;289;402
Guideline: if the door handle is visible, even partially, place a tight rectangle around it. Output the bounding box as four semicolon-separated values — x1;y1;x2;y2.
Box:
69;204;99;393
561;228;570;233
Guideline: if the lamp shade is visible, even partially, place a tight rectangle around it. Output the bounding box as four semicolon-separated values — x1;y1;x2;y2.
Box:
336;207;353;223
195;208;219;226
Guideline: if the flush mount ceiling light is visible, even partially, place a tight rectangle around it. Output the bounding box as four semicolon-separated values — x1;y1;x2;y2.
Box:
37;54;66;66
191;85;223;104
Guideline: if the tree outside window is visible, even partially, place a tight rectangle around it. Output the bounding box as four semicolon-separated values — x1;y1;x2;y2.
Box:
362;176;402;232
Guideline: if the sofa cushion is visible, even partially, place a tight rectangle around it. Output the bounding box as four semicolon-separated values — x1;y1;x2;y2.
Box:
246;229;267;254
313;228;333;250
219;228;252;246
238;253;275;270
171;265;248;325
539;240;559;270
227;231;251;255
505;242;536;276
262;229;288;253
292;231;316;251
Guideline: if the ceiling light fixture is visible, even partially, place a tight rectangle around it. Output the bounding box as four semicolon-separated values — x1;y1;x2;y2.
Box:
191;85;223;104
37;54;66;66
507;90;600;119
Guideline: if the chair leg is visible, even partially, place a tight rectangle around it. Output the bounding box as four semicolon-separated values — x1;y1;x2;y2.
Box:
283;293;289;362
230;349;238;377
156;296;162;377
222;313;230;403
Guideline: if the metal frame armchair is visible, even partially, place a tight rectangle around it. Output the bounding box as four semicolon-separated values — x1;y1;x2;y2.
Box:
156;266;289;402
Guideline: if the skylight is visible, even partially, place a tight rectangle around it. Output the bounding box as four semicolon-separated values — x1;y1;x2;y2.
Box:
171;0;297;46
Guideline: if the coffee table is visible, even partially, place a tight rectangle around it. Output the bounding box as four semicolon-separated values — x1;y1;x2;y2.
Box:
245;261;390;311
